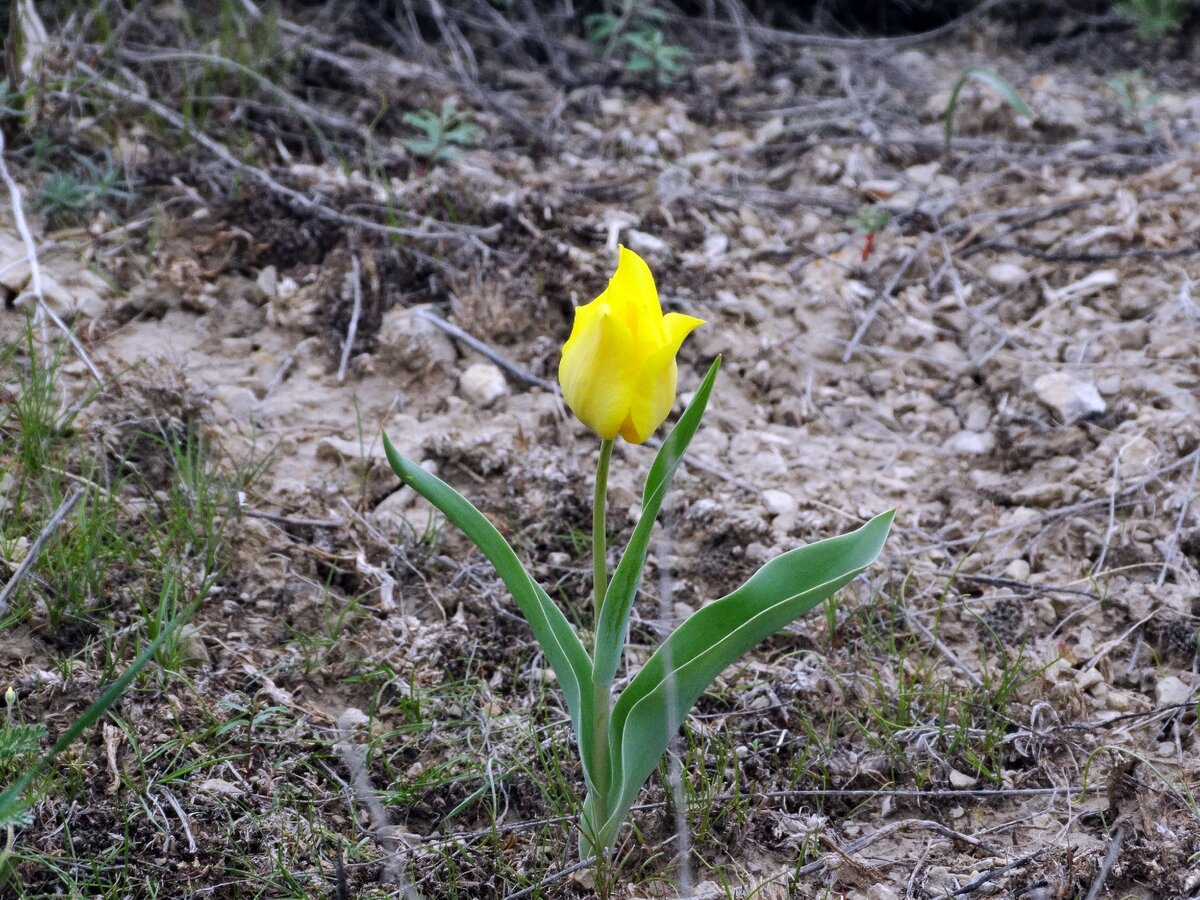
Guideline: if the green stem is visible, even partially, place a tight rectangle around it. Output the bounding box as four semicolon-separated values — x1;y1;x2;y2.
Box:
592;439;614;624
589;437;615;847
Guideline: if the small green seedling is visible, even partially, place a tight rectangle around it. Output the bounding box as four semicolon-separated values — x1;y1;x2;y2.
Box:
620;27;689;86
846;204;893;263
38;160;124;229
1108;69;1161;134
943;67;1032;156
402;99;480;163
585;2;688;86
1114;0;1193;42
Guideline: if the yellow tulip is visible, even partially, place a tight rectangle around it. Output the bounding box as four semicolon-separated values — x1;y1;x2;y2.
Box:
559;246;704;444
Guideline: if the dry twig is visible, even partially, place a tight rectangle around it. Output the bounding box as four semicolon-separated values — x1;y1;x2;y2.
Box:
0;488;84;617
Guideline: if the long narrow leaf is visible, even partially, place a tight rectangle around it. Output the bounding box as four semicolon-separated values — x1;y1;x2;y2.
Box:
382;434;596;780
594;509;894;849
593;357;722;692
944;67;1031;155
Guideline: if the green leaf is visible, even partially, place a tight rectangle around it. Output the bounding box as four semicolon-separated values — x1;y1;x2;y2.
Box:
943;67;1032;156
0;723;46;759
588;509;894;853
593;357;722;694
585;13;620;44
381;434;597;780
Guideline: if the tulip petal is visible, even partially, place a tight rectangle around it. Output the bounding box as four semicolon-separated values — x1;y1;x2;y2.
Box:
596;247;664;346
560;301;639;440
622;312;705;443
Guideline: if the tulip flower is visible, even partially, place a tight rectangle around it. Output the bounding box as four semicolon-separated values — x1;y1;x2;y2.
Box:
382;235;893;877
559;246;705;444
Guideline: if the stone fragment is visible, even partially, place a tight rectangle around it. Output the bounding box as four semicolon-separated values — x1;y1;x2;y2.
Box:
624;229;669;255
762;489;796;518
860;179;904;199
1011;482;1069;507
986;262;1028;286
376;306;457;375
256;265;278;300
943;430;995;456
1033;372;1106;423
948;768;977;789
1157;674;1192;707
1074;668;1103;692
198;778;244;797
702;233;729;260
1005;558;1031;580
177;624;212;668
458;363;508;408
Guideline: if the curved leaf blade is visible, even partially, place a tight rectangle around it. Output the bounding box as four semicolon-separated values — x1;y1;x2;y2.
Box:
593;356;722;692
944;67;1031;155
382;434;596;781
596;509;894;849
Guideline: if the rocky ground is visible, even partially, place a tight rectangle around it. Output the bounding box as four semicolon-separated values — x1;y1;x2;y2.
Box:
3;2;1200;897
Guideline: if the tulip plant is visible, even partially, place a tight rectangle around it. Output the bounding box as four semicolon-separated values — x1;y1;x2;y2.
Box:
382;246;893;864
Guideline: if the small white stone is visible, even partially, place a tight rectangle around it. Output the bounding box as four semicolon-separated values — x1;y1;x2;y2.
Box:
624;229;669;255
1157;674;1193;707
1033;372;1106;423
1075;668;1104;692
256;265;278;299
458;363;508;408
860;179;904;199
948;768;977;789
198;778;244;797
943;430;995;455
904;162;940;185
1005;558;1031;581
703;233;729;260
177;624;211;667
986;262;1029;286
762;489;796;518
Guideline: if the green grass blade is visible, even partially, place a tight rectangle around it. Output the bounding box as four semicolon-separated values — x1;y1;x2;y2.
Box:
595;509;894;850
944;67;1031;155
593;357;721;692
381;434;596;778
0;573;205;827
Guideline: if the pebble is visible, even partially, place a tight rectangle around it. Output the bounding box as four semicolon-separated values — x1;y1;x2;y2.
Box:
986;262;1028;286
1157;674;1193;707
1074;668;1104;692
943;430;995;455
377;306;457;374
1033;372;1106;423
198;778;244;798
859;179;904;199
762;489;796;517
702;233;729;260
948;768;977;788
256;265;278;300
458;363;508;408
177;624;212;668
624;229;669;255
1005;558;1031;580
